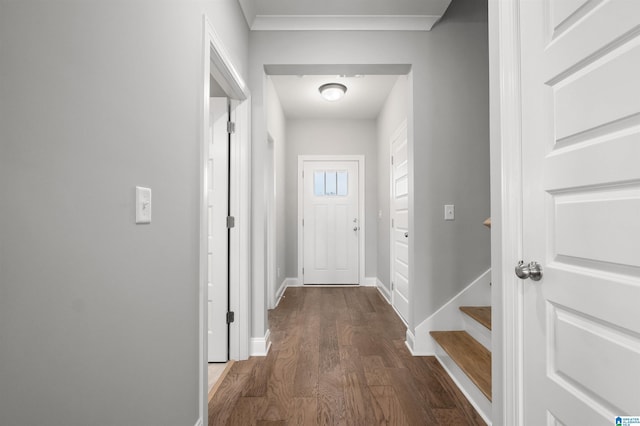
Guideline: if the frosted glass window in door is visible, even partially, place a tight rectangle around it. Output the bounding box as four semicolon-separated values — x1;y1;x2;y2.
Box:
325;171;337;195
337;171;348;196
314;171;325;196
313;170;348;196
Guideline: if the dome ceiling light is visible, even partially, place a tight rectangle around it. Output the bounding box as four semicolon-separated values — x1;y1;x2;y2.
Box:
319;83;347;102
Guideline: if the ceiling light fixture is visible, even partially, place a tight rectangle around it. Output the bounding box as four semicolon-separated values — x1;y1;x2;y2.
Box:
319;83;347;102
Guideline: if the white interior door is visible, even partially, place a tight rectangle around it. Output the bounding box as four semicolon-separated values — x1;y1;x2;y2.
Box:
208;97;229;362
390;123;409;323
520;1;640;423
303;160;359;284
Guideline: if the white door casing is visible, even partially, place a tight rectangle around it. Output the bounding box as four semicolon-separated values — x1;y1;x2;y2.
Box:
390;121;409;323
520;1;640;424
299;157;363;285
207;97;229;362
201;15;251;426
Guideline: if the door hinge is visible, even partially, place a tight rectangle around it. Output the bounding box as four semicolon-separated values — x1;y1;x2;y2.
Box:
226;311;235;324
391;218;394;228
302;267;304;275
227;121;236;134
302;218;304;226
391;156;394;165
302;170;304;178
226;216;235;228
391;281;394;291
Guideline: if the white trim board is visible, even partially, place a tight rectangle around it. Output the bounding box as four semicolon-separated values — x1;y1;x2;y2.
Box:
297;155;366;286
200;14;251;426
363;277;377;286
250;15;445;32
412;269;491;356
489;1;525;424
376;279;392;304
250;329;272;357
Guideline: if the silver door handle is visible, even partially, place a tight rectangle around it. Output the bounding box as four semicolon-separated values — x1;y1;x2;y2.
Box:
404;232;408;238
353;226;360;231
515;260;542;281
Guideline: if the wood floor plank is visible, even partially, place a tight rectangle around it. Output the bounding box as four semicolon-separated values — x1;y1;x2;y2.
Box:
317;371;346;426
288;398;317;426
388;367;438;425
292;349;318;397
208;287;486;426
226;397;267;426
243;351;277;397
368;385;410;426
207;372;250;425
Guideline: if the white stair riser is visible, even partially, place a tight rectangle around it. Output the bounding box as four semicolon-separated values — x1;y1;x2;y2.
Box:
462;314;491;351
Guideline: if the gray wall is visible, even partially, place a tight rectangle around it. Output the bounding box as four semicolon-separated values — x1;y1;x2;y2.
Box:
284;119;378;279
249;0;490;333
376;76;409;293
265;78;288;299
0;1;248;425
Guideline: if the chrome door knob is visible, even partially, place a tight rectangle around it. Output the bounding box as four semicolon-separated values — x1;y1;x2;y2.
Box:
515;260;543;281
404;232;409;238
353;226;359;231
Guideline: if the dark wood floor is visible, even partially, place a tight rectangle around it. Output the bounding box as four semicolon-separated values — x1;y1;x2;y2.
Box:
208;287;486;425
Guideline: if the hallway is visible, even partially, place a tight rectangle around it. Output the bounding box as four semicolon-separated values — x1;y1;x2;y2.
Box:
208;287;485;425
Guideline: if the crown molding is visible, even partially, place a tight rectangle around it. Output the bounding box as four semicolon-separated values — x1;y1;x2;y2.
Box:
250;14;443;31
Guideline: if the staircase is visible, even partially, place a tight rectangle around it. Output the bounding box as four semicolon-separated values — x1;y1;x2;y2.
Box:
430;306;492;423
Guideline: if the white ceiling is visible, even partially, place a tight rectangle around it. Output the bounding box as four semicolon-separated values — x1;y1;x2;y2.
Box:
238;0;452;31
270;74;400;120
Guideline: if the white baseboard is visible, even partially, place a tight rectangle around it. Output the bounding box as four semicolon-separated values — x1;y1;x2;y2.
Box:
285;277;300;287
376;278;391;303
405;329;416;355
412;269;491;355
249;329;271;356
362;276;377;286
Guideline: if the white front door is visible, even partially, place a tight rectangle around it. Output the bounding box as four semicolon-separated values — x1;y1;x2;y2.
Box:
390;122;409;323
520;1;640;423
208;97;229;362
302;160;359;284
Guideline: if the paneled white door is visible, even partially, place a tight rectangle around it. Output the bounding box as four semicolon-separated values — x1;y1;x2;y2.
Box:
520;1;640;423
390;123;409;323
303;160;359;284
208;97;229;362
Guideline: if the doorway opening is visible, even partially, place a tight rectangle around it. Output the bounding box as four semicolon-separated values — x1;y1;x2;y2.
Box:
200;16;251;424
262;65;412;314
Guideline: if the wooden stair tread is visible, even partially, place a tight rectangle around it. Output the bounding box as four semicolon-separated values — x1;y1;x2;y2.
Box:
459;306;491;330
430;331;492;401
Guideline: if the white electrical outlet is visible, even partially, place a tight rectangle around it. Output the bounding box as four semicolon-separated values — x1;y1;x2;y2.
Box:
444;204;455;221
136;186;152;224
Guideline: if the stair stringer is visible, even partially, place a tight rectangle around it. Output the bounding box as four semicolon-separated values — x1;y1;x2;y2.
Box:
411;269;491;356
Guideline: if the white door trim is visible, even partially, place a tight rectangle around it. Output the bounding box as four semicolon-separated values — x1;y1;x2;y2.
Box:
200;15;251;426
297;155;365;285
489;1;525;425
266;133;277;309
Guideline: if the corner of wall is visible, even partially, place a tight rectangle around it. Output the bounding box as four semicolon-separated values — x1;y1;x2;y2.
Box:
412;269;491;355
376;278;391;304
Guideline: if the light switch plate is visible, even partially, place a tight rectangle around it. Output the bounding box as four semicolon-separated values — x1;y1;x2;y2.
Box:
136;186;152;224
444;204;455;221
